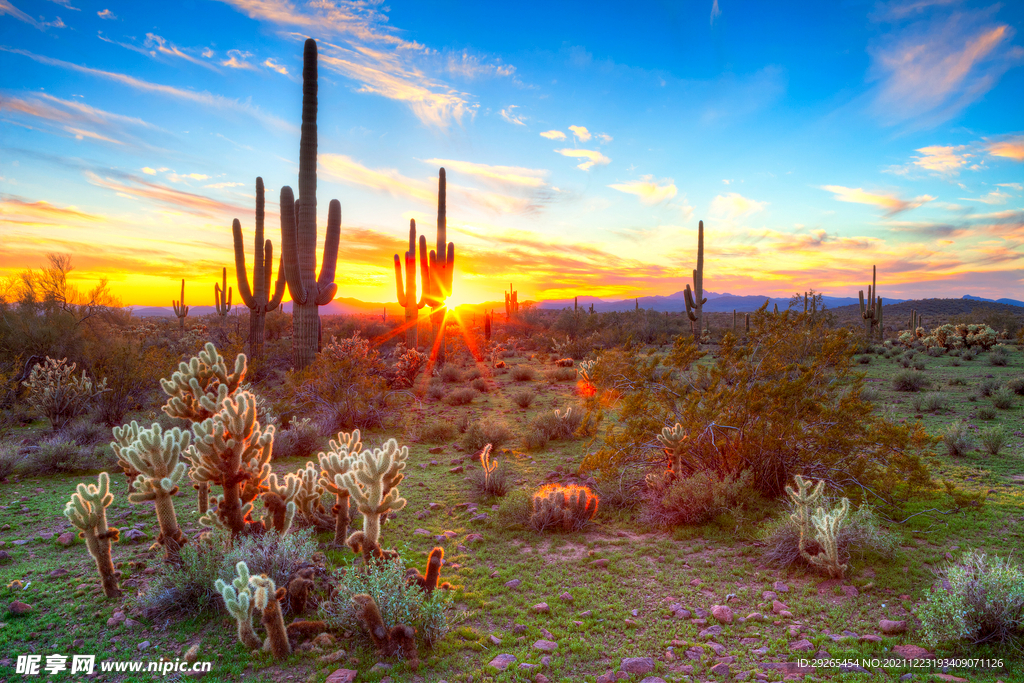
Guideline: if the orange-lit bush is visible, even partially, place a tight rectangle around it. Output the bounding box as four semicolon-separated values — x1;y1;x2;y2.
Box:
529;483;599;532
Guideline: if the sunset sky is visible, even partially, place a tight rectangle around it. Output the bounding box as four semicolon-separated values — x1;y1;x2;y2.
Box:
1;0;1022;307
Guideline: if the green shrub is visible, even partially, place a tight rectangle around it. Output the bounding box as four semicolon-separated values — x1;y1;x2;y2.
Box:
510;365;535;381
892;370;929;392
992;387;1014;410
963;348;978;361
21;434;108;474
462;416;514;451
918;550;1024;648
926;347;946;357
988;346;1010;367
761;501;899;569
912;392;948;413
645;469;758;526
512;389;535;408
941;420;974;457
913;357;928;371
464;367;482;381
135;528;230;617
977;406;997;420
221;527;318;590
856;355;872;364
470;377;488;392
950;356;962;366
494;488;533;528
979;378;1000;397
979;425;1008;456
860;387;880;403
0;440;21;481
949;377;967;386
469;461;511;497
546;367;577;382
444;388;478;406
426;383;445;400
420;420;455;443
273;417;320;460
1007;377;1024;395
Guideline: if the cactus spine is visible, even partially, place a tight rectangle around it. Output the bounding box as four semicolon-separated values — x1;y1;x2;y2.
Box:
683;220;706;341
859;265;883;341
232;177;286;368
216;561;262;650
173;279;189;329
505;283;518;320
341;438;408;549
318;430;360;546
280;39;341;371
394;219;428;349
250;574;291;658
215;267;233;317
111;422;190;563
64;472;121;598
421;168;455;365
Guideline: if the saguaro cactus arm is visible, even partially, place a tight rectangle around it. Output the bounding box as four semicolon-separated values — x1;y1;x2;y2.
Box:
395;219;427;309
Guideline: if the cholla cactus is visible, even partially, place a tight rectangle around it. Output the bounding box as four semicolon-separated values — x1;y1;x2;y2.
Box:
263;472;298;534
480;444;497;490
318;430;360;545
341;438;407;549
161;342;246;423
577;360;597;383
250;574;291;657
785;474;824;543
189;390;273;537
215;561;262;650
23;357;108;430
111;422;190;563
64;472;121;598
806;497;850;579
292;461;333;529
653;423;691;483
530;483;598;532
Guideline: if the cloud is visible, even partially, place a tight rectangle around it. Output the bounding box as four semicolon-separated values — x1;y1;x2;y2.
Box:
870;0;962;23
263;58;289;75
596;133;613;144
608;176;678;205
167;173;211;183
421;159;549;189
867;12;1021;126
568;125;591;142
997;182;1023;191
205;181;246;189
142;167;157;175
84;171;246;217
144;33;218;71
710;0;721;26
912;144;972;174
0;196;103;226
0;47;294;132
0;93;162;149
820;185;934;215
97;8;115;19
554;148;610;171
221;49;257;70
540;130;566;140
961;189;1010;205
709;192;767;220
986;135;1024;161
1;0;64;29
499;105;525;126
444;49;516;80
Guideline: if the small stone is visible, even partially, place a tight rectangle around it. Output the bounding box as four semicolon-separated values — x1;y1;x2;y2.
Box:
429;446;444;454
789;639;814;652
38;531;54;540
711;605;733;624
55;532;74;547
72;638;83;648
899;675;914;682
620;657;655;674
325;669;358;683
470;513;488;522
859;634;883;643
690;578;702;587
709;662;732;677
745;612;764;621
0;551;12;563
579;610;593;617
700;625;723;638
184;644;199;663
533;602;549;613
560;591;574;602
533;639;558;653
449;466;463;473
488;653;516;671
465;533;484;543
137;641;151;650
541;655;551;667
640;678;668;683
8;601;32;615
771;600;788;614
762;591;777;601
48;568;68;577
624;619;639;627
123;618;138;628
773;581;789;592
779;610;794;618
505;579;522;588
536;675;551;683
123;529;148;541
11;540;28;546
489;635;502;645
318;649;348;664
512;623;527;634
593;558;609;568
519;662;537;670
893;644;934;659
879;619;907;634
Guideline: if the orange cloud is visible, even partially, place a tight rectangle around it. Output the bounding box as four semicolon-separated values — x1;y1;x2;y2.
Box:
986;135;1024;161
84;172;246;217
540;130;566;140
820;185;933;215
554;148;610;171
0;197;103;226
912;144;971;174
0;93;160;148
608;176;678;205
422;158;548;189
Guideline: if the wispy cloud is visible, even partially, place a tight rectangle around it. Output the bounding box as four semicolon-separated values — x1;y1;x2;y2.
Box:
84;171;246;217
608;176;678;205
539;130;566;140
820;185;934;215
710;0;721;26
221;49;257;70
568;125;591;142
144;33;218;71
421;159;549;189
263;58;289;75
444;49;516;80
960;189;1010;205
709;192;767;220
0;93;161;148
205;181;246;189
986;135;1024;161
596;133;613;144
0;195;102;226
912;144;972;174
554;148;610;171
97;8;115;19
1;0;65;30
997;182;1023;191
0;46;294;132
499;105;525;126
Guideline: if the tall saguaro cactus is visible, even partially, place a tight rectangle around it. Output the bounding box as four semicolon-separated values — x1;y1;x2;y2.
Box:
173;279;189;329
280;39;341;371
215;267;232;317
505;283;518;320
684;221;706;341
394;219;427;349
859;265;883;341
421;168;455;364
233;177;286;368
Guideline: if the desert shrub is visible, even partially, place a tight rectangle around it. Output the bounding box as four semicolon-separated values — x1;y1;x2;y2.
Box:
963;348;978;361
495;488;534;528
463;416;513;451
949;377;967;386
991;387;1015;410
856;355;872;364
860;386;880;403
529;483;599;532
926;347;946;357
444;388;477;406
420;420;455;444
979;425;1008;455
898;355;914;369
549;367;577;382
470;377;488;392
646;469;758;526
522;423;549;450
512;389;535;408
950;356;962;366
273;417;320;460
23;356;107;430
918;550;1024;648
988;346;1010;366
469;460;511;497
61;417;110;447
942;421;974;457
978;378;1000;397
761;501;898;569
1007;377;1024;395
912;392;948;413
977;406;997;420
20;434;107;474
135;528;230;617
221;527;318;589
92;341;158;427
913;357;928;371
386;347;428;389
0;440;21;481
510;365;535;381
426;383;445;400
464;367;482;381
892;370;929;392
455;413;470;433
319;556;457;648
440;365;463;383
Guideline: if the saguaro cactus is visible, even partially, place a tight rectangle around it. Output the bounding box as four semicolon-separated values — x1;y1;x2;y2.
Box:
233;177;286;367
684;220;706;341
505;283;518;320
173;279;189;329
421;169;455;364
859;265;883;341
214;267;232;317
341;438;408;550
111;422;190;563
280;39;341;371
64;472;121;598
216;561;262;650
394;219;428;349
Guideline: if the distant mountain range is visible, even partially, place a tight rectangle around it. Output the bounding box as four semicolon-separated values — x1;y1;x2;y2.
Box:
128;293;1022;317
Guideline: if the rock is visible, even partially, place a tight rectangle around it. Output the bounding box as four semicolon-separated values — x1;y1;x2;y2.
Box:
745;612;764;621
318;649;349;664
893;644;934;659
690;578;702;587
11;540;28;546
640;678;667;683
699;625;723;638
138;641;151;650
325;669;358;683
879;619;907;634
123;618;138;628
123;529;148;541
505;579;522;588
48;568;67;577
674;608;691;619
488;653;516;671
0;551;12;563
428;446;444;454
771;600;788;614
620;657;655;674
560;591;573;602
313;633;335;648
536;675;551;683
533;639;558;653
709;662;732;677
789;639;814;652
762;591;777;601
512;623;527;634
38;532;54;540
519;663;537;671
593;558;609;568
183;644;199;663
840;664;871;674
899;675;914;682
465;533;484;543
449;466;463;473
541;655;551;668
8;601;32;615
72;638;83;648
773;581;789;592
533;602;550;613
859;634;882;643
579;610;593;617
711;605;733;624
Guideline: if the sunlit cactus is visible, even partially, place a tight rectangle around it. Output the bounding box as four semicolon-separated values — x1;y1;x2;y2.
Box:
683;220;707;340
341;438;407;550
394;219;428;349
859;265;883;341
318;430;361;546
505;283;518;320
173;278;189;329
421;168;455;364
214;267;232;317
64;472;121;598
263;472;299;534
215;561;261;650
251;574;291;658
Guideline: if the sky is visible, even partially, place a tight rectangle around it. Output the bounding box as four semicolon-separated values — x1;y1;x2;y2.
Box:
1;0;1022;308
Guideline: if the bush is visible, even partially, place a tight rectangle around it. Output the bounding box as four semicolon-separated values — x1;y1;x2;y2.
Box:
761;501;898;568
918;550;1024;647
992;387;1015;410
510;365;535;381
512;389;535;408
912;392;948;413
61;417;110;448
462;416;514;451
495;488;534;527
23;357;107;430
856;355;872;364
319;555;458;648
420;420;455;444
135;529;229;617
273;417;320;460
1007;377;1024;395
20;434;107;474
464;367;482;381
927;347;946;357
0;440;21;481
860;387;880;403
646;469;758;526
977;406;997;420
979;379;1000;397
444;388;478;406
440;365;463;383
942;421;974;457
893;370;929;392
988;346;1010;367
963;348;978;361
950;356;962;366
470;460;511;497
426;383;445;400
470;377;488;392
979;425;1008;455
913;357;928;371
221;527;319;592
546;367;578;382
949;377;967;386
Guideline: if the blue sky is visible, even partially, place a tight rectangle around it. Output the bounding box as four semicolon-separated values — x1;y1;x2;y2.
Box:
1;0;1022;306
